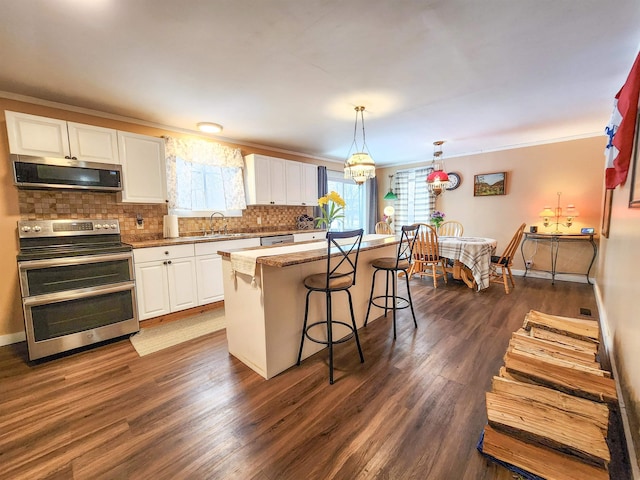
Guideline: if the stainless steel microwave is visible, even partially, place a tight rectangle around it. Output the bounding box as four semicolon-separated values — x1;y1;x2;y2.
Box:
12;154;123;191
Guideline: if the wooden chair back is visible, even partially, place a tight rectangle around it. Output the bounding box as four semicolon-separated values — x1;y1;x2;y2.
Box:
409;223;448;287
438;221;464;237
494;223;526;267
375;222;393;234
489;223;526;294
413;223;441;261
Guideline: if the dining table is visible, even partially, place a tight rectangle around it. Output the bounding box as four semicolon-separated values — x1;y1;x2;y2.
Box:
437;236;498;290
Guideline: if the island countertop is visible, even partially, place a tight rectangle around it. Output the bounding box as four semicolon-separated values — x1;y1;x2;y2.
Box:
217;234;397;268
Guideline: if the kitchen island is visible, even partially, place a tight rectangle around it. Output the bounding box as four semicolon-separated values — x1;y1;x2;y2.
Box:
218;234;397;379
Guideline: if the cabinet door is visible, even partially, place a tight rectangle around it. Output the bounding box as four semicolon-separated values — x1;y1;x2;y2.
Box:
167;256;198;312
301;163;318;206
252;155;273;204
196;254;224;305
67;122;119;164
285;161;303;205
135;261;171;320
5;111;70;158
117;132;167;203
269;158;287;204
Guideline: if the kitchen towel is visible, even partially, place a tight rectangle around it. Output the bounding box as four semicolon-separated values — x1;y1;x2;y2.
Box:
163;214;179;238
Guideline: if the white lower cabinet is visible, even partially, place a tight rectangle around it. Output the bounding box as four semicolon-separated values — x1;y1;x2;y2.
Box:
134;244;197;320
134;238;262;321
195;238;260;306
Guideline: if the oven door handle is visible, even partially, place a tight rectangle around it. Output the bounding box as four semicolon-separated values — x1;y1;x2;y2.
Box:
22;281;136;307
18;252;133;270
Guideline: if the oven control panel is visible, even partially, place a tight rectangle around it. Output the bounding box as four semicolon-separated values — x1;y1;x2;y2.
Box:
18;219;121;238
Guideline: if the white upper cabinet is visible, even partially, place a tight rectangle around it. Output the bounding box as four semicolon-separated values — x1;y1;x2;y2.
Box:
285;161;318;206
117;131;167;204
244;154;287;205
5;111;119;164
285;161;303;205
245;153;318;206
301;163;318;206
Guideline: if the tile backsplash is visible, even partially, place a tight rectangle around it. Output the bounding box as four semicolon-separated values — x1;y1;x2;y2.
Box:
18;190;313;241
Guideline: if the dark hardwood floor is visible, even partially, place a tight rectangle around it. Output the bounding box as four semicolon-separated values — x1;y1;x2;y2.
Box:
0;276;631;479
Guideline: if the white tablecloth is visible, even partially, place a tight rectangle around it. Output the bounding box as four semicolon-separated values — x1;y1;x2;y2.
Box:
438;236;497;290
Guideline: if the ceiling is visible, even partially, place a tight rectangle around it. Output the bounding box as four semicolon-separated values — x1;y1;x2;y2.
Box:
1;0;639;167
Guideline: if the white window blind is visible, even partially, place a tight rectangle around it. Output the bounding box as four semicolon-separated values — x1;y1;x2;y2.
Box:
393;168;435;234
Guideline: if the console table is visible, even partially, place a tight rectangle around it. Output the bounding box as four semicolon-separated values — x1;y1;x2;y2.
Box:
521;232;597;284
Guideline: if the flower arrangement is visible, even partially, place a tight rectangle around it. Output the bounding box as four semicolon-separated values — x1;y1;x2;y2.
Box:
430;210;445;228
315;191;345;229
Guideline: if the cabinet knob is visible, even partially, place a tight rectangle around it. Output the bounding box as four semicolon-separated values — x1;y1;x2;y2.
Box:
167;260;172;265
164;251;169;255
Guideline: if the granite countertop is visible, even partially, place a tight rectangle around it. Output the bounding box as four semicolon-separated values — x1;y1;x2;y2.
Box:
217;234;398;267
125;229;325;249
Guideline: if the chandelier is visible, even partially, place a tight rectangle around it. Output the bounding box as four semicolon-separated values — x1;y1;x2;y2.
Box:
426;140;451;196
343;106;376;185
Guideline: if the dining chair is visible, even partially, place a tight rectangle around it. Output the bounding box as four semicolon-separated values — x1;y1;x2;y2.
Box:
438;220;464;237
364;224;419;339
375;221;393;234
408;223;448;288
489;222;526;294
297;229;364;384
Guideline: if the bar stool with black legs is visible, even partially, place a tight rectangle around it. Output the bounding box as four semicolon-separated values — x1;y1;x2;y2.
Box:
364;224;419;339
297;229;364;384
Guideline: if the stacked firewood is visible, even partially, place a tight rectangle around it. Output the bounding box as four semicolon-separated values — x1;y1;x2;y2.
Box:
480;310;618;480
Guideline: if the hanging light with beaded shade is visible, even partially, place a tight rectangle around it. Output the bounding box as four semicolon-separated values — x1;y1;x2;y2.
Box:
343;106;376;185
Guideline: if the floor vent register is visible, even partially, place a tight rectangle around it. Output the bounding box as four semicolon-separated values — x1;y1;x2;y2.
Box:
478;310;617;480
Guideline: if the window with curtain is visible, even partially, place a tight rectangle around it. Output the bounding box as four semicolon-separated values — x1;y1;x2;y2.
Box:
164;136;247;216
326;169;370;231
393;168;435;234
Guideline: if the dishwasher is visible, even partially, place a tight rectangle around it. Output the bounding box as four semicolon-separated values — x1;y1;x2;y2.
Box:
260;234;294;246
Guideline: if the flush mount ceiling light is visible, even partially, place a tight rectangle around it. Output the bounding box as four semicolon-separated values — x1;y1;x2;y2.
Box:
197;122;223;134
426;140;451;196
343;106;376;185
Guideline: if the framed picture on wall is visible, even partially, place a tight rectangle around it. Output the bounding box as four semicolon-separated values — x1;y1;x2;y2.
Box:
474;172;506;196
602;189;613;238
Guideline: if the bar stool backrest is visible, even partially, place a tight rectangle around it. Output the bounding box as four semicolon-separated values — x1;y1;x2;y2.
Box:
396;224;420;269
324;229;364;288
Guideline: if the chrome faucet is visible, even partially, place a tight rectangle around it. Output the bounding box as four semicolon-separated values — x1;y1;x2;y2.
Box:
209;211;227;235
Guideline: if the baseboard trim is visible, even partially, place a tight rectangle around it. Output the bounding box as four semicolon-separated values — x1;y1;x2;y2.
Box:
593;280;640;478
511;269;594;284
0;330;26;347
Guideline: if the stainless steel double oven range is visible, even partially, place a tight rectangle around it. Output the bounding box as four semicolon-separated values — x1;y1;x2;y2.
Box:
17;219;139;360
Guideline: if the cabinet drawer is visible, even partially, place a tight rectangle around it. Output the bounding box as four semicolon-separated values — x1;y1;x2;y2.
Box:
133;244;195;263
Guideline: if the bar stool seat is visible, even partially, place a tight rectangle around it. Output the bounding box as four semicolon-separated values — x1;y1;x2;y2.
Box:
297;229;364;384
365;224;419;339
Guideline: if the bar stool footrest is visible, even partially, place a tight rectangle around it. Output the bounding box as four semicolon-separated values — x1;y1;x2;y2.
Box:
304;320;357;346
370;295;411;311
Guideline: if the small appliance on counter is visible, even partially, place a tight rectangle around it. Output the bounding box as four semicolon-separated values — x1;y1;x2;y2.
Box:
296;214;315;230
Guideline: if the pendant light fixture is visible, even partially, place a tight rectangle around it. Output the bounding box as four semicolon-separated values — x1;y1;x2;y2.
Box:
384;174;398;200
343;106;376;185
426;140;451;196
